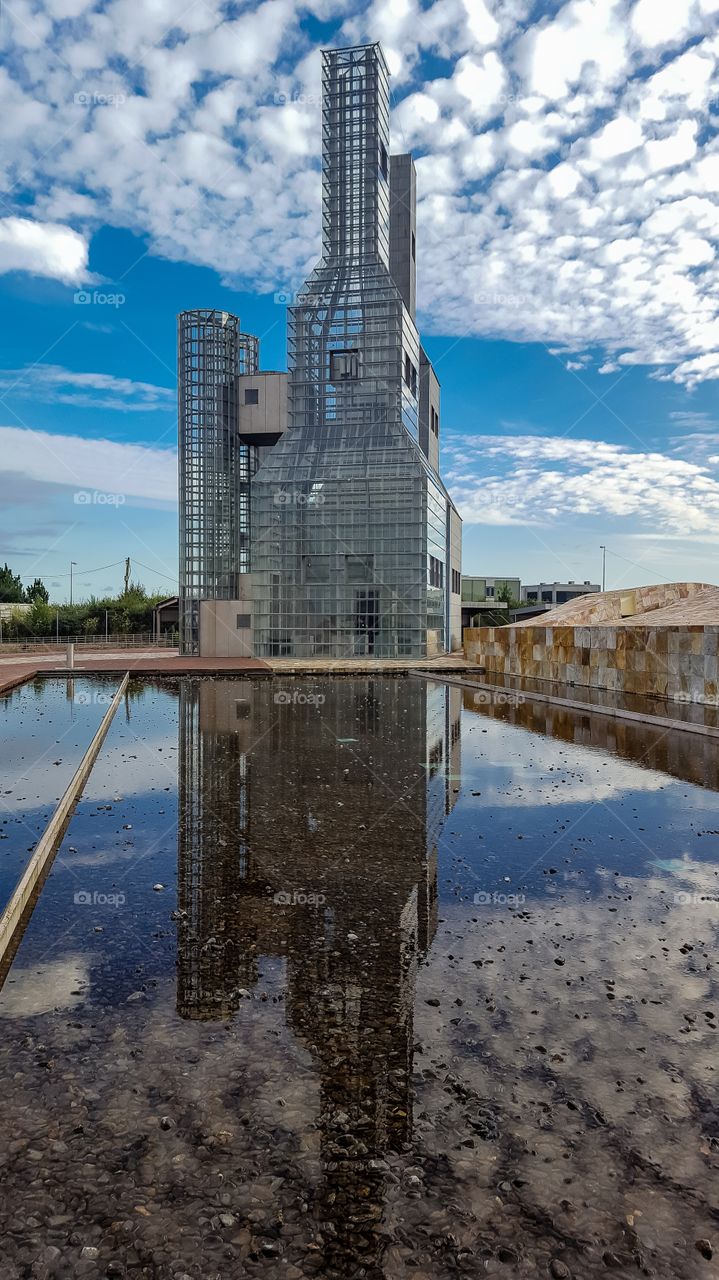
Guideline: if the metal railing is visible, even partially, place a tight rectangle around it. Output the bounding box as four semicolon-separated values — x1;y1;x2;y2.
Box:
0;633;179;653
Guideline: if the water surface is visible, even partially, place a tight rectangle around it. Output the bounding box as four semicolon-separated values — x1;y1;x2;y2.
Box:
0;676;717;1280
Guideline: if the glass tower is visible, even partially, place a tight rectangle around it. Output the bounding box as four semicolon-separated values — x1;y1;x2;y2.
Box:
251;44;459;658
178;309;259;654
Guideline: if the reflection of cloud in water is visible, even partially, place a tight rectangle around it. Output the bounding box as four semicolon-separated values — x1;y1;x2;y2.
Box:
0;953;90;1016
463;719;669;807
412;873;719;1272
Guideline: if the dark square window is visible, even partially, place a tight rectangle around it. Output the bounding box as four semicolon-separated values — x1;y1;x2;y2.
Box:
244;388;259;405
330;349;360;381
236;613;251;629
346;554;374;583
304;556;330;583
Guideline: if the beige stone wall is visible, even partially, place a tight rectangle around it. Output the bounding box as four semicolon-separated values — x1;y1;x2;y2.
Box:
464;623;719;706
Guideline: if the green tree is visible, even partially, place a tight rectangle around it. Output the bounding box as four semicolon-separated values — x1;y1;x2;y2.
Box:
496;581;520;609
26;577;49;604
0;563;25;603
28;599;52;635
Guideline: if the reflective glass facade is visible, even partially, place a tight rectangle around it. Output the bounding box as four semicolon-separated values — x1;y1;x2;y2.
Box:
251;44;459;658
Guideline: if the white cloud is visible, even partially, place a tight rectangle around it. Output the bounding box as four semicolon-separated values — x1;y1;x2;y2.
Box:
0;955;91;1017
0;424;177;504
0;216;89;283
444;431;719;534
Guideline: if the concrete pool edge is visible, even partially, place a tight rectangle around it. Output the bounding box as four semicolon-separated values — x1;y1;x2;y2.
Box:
0;673;130;978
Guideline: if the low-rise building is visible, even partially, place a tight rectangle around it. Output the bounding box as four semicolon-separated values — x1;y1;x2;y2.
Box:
461;576;521;630
522;581;600;606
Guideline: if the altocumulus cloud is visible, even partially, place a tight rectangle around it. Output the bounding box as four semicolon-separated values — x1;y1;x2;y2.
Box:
2;0;719;385
444;432;719;535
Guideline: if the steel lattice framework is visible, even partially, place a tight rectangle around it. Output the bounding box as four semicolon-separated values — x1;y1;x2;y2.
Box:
178;309;259;654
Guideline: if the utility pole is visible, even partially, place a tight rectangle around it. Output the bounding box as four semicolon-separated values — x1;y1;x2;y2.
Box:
70;560;77;606
124;557;130;596
600;545;606;593
105;609;109;642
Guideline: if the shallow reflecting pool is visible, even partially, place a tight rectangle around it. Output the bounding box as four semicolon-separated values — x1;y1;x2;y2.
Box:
0;676;718;1279
0;677;119;912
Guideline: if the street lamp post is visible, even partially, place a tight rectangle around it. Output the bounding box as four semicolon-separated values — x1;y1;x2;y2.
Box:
70;560;77;606
600;545;606;593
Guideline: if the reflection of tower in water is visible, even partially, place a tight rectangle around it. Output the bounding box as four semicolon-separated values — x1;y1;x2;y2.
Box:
177;681;265;1017
177;676;460;1274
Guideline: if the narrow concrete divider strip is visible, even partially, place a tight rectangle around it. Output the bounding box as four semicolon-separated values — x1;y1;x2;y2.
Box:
0;671;130;971
412;671;719;740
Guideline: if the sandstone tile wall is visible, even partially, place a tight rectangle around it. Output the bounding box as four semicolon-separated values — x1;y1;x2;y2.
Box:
464;624;719;708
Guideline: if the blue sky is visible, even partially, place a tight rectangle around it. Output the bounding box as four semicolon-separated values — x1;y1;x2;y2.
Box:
1;0;718;602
